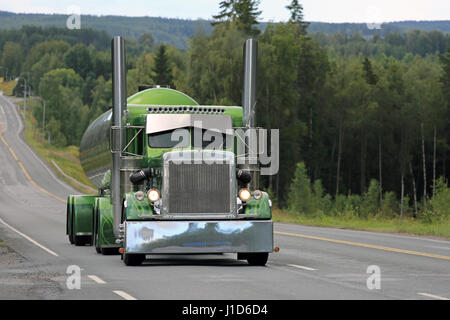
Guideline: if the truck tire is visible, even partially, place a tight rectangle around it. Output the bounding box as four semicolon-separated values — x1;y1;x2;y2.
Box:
74;236;91;246
102;247;120;255
74;236;86;246
247;253;269;266
124;253;145;266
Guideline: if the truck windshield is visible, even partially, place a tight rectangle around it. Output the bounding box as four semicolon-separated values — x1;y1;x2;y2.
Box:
148;129;190;148
194;128;231;149
148;128;231;150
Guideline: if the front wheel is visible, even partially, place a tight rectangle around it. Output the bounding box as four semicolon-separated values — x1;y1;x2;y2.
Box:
247;253;269;266
123;253;145;266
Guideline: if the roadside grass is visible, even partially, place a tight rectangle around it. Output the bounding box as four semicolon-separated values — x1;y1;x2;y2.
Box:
16;98;96;195
0;239;7;248
273;207;450;239
0;80;16;96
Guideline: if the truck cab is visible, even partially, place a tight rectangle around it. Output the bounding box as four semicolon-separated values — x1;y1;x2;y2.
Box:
69;87;273;266
67;37;273;266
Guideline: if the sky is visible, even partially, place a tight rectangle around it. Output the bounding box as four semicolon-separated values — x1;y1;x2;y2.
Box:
0;0;449;23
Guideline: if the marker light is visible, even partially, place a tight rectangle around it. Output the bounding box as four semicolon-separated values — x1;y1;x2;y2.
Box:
253;190;263;200
147;189;160;202
135;191;145;201
239;188;252;202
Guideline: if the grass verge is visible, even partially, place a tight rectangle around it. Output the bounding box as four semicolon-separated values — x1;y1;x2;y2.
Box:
0;239;7;248
273;207;450;239
0;80;16;96
16;98;96;195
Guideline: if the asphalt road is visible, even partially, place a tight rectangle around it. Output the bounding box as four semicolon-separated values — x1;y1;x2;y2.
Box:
0;94;449;300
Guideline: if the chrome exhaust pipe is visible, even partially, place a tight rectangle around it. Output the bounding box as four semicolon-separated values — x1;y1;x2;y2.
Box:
111;36;127;238
243;39;258;128
241;39;260;190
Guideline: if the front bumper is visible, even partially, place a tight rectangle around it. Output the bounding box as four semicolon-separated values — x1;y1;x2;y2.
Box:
124;220;273;254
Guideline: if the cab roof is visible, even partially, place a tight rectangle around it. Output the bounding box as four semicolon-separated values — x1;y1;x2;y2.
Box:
127;88;199;106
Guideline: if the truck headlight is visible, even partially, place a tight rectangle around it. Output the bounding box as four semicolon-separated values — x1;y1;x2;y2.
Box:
147;189;160;202
239;188;251;202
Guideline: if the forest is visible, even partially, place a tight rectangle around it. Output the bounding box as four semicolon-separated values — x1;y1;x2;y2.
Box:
0;9;449;49
0;0;449;222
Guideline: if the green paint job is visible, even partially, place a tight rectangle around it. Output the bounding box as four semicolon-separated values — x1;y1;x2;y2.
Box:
73;87;265;254
70;195;96;242
66;195;74;237
127;88;199;106
93;197;117;249
244;192;272;219
125;192;155;220
224;107;243;127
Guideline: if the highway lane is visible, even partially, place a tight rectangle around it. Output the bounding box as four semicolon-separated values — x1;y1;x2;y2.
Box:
0;94;449;300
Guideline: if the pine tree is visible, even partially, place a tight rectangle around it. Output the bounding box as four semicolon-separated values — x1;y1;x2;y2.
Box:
362;57;378;85
212;0;262;36
152;44;174;88
440;47;450;105
286;0;309;35
212;0;236;23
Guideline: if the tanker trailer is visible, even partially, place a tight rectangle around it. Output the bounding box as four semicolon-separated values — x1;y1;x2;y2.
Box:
66;37;274;266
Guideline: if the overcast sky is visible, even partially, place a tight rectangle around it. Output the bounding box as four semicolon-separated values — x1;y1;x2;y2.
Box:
1;0;449;23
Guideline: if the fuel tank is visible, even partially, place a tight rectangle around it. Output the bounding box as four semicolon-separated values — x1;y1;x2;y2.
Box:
79;88;199;189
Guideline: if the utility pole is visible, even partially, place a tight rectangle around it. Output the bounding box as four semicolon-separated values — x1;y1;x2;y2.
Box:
20;72;32;126
42;99;46;143
18;77;27;125
24;80;27;125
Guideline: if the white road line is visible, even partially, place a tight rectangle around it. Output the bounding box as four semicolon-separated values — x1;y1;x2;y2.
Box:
0;217;59;257
417;293;449;300
287;264;317;271
88;275;106;284
113;290;138;300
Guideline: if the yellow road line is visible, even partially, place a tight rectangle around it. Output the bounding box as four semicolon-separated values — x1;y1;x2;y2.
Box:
0;133;66;204
274;231;450;261
88;275;107;284
113;290;138;300
417;293;449;300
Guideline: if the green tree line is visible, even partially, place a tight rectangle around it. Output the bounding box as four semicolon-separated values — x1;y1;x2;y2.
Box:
0;1;449;220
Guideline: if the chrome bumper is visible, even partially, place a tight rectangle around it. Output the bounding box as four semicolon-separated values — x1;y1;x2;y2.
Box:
124;220;273;254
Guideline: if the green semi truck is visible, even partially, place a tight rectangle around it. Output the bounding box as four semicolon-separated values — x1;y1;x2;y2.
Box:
66;37;274;266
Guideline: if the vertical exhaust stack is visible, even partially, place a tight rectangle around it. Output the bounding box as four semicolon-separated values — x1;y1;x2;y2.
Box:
243;39;257;128
112;36;127;238
242;39;260;190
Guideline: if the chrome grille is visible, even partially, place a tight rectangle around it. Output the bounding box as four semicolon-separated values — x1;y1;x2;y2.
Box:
167;163;231;214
